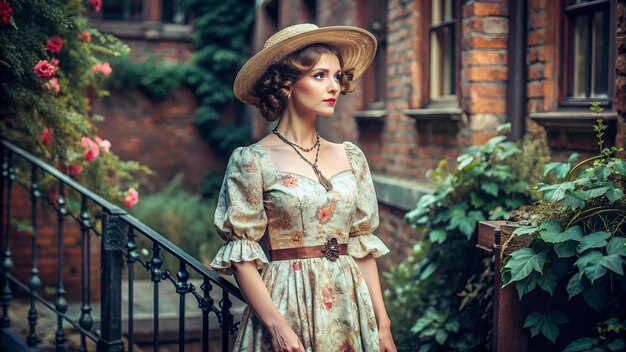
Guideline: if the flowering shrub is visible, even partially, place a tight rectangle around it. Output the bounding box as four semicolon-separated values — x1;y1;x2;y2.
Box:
0;0;150;207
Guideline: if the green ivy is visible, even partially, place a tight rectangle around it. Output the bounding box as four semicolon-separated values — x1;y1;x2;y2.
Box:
183;0;254;156
107;56;186;102
502;103;626;350
385;125;551;351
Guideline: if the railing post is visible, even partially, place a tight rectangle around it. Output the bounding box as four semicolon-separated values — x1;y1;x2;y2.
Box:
97;208;127;352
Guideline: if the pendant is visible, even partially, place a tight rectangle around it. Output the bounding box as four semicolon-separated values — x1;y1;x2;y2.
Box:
313;167;333;191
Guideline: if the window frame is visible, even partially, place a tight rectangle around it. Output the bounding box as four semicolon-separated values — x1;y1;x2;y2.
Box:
357;0;388;111
559;0;616;109
421;0;461;109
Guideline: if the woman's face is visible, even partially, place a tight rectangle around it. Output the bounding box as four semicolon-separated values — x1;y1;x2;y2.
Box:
290;52;342;117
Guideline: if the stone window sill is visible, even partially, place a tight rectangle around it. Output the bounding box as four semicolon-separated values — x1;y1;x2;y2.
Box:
354;109;387;121
90;20;193;41
372;173;433;211
529;111;617;132
403;107;465;122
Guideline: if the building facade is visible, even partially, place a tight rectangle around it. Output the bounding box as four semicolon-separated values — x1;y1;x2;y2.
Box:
250;0;626;270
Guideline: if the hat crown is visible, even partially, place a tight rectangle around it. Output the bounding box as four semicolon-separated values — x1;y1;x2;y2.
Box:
263;23;320;49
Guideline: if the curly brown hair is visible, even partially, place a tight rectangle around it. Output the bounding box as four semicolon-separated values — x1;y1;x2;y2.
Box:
252;44;355;122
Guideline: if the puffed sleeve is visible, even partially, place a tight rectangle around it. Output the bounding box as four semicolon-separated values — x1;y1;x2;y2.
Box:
345;142;390;258
209;146;269;275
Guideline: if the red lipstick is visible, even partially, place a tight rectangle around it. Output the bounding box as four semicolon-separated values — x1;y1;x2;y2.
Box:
323;98;336;105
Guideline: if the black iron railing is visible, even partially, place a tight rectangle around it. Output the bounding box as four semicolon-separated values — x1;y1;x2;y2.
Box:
0;140;244;351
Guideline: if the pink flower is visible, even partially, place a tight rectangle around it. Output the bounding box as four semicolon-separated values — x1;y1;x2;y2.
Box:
57;163;83;176
0;1;13;25
43;77;60;93
50;58;59;67
92;62;112;76
78;32;91;42
124;188;139;208
95;137;111;152
33;60;56;79
81;136;100;162
45;36;63;53
89;0;102;13
40;128;53;146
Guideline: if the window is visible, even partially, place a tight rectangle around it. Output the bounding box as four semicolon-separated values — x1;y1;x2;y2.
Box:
361;0;387;110
102;0;144;21
162;0;189;24
427;0;459;105
562;0;615;107
303;0;317;24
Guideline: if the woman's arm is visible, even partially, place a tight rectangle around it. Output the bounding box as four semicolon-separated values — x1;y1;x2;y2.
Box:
354;254;397;352
231;261;305;352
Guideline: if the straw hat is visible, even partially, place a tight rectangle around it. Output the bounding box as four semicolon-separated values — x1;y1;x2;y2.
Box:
233;23;377;106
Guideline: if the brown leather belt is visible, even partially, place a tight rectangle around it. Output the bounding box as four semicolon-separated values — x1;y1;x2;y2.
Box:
270;243;348;261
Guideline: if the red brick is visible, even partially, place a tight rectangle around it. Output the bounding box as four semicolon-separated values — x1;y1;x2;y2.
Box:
464;51;502;66
466;35;508;49
467;84;507;97
469;97;506;114
529;12;546;29
528;46;547;63
464;3;502;17
528;30;545;46
527;81;545;97
466;67;508;81
482;18;508;34
527;64;545;80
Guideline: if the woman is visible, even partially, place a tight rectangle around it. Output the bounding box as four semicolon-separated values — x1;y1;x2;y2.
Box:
210;23;397;352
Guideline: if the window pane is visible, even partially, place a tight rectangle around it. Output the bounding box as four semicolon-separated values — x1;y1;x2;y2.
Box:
591;9;609;97
443;0;454;21
572;14;590;98
103;0;142;20
431;25;455;98
432;0;442;24
162;0;188;24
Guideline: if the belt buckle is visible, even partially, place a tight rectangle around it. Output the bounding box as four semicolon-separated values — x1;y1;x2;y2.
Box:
321;237;340;261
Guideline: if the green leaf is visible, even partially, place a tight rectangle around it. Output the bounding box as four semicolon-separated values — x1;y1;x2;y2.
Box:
419;262;438;280
523;310;567;343
555;241;578;258
538;267;558;296
605;188;624;202
513;226;538;236
481;182;499;196
428;229;447;244
539;222;583;243
505;248;547;283
575;250;603;271
434;330;448;345
563;337;597;351
538;181;575;201
583;283;608;312
607;237;626;257
516;271;540;299
600;254;624;275
543;161;571;179
583;259;607;283
567;272;585;299
608;338;625;351
578;231;610;253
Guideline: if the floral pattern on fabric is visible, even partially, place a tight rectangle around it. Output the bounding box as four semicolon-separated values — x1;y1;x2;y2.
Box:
209;141;389;352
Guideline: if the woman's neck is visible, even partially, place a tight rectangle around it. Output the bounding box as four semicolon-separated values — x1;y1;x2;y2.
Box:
275;109;318;147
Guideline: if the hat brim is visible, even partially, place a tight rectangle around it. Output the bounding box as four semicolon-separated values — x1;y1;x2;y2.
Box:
233;26;377;106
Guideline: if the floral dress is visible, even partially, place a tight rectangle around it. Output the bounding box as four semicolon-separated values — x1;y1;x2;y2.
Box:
210;141;390;352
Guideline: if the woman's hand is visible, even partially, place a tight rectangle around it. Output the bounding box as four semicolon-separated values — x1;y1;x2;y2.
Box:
268;320;306;352
378;323;397;352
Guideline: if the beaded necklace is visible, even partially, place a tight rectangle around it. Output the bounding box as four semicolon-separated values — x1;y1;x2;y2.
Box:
272;128;332;191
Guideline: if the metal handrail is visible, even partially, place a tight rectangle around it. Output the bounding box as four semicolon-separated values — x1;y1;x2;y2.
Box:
0;139;242;301
0;139;244;352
